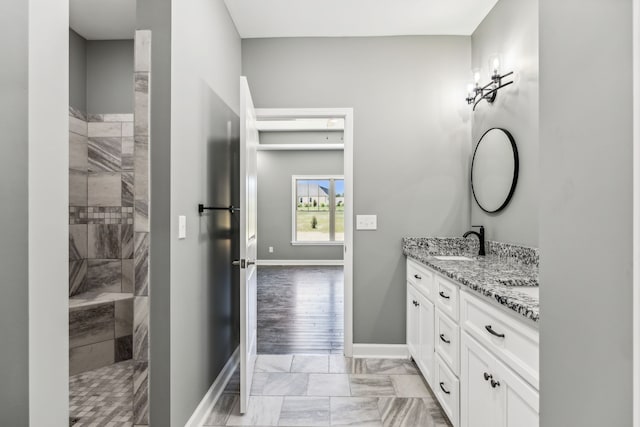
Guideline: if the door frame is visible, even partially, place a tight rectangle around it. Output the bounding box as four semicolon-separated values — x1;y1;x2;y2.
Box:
254;107;354;357
633;0;639;425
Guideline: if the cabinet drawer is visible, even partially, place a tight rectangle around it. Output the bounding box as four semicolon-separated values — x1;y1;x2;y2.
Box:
407;259;435;301
436;308;460;375
460;291;539;389
435;354;459;427
435;275;459;321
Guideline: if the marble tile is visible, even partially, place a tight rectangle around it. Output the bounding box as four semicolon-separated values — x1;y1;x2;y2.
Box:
88;224;121;259
330;356;366;374
133;296;149;361
278;396;330;426
134;232;149;296
69;224;87;260
69;339;115;376
291;355;329;373
378;397;436;427
255;354;293;372
70;170;88;206
307;374;350;397
115;298;133;338
69;302;114;348
122;122;134;137
133;360;149;425
203;394;238;426
122;259;134;293
121;224;134;259
69;131;88;172
122;172;134;207
390;375;430;398
135;30;151;73
224;369;241;394
86;259;122;293
122;137;134;171
349;375;395;397
115;335;133;362
250;373;308;396
86;113;104;122
134;199;149;232
69;260;88;296
134;73;149;137
88;137;121;172
70;116;87;136
226;396;283;426
330;397;382;427
134;139;148;200
364;359;418;375
88;172;122;206
88;122;122;138
103;113;134;122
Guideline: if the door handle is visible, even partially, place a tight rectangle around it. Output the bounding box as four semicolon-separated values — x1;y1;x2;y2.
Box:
233;259;255;268
246;260;256;266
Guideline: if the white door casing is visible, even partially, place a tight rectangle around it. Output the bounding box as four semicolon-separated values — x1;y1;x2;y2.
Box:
239;76;259;414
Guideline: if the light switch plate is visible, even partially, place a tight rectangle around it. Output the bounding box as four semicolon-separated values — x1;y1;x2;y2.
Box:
178;215;187;239
356;214;377;230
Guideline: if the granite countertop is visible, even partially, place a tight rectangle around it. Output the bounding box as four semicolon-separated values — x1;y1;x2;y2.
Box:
402;238;540;323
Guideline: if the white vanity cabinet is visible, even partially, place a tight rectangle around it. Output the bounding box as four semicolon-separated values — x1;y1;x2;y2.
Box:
406;257;539;427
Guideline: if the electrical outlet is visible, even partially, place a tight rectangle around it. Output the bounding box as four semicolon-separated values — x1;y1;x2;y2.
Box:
268;246;274;253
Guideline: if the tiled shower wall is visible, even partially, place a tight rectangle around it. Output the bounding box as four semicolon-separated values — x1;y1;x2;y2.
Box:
67;29;152;426
132;29;151;426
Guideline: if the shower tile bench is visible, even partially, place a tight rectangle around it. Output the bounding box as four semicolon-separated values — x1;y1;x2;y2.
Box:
69;292;133;375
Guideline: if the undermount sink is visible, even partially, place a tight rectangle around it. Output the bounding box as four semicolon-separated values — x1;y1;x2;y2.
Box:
433;255;474;261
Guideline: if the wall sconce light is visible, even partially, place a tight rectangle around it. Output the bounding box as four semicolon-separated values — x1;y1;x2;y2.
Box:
465;55;514;111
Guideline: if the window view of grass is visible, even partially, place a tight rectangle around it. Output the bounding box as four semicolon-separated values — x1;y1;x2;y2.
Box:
295;179;344;242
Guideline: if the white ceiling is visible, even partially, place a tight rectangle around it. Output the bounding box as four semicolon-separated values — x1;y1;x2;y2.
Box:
223;0;500;39
70;0;135;40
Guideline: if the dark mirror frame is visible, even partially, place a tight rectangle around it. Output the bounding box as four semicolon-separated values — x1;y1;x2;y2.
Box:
471;127;519;214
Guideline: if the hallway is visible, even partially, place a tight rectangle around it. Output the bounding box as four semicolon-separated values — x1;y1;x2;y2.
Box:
257;266;344;354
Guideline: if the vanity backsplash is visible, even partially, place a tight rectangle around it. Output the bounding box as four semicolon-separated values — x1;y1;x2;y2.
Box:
402;237;539;268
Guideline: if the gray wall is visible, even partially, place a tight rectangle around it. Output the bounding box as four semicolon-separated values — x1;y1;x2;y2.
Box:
170;0;242;423
257;150;344;260
539;1;633;426
69;29;87;112
86;39;134;114
243;37;471;344
0;0;29;424
137;0;242;425
470;0;539;246
136;0;172;424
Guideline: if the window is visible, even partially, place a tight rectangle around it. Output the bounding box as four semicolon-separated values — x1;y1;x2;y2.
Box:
292;176;345;244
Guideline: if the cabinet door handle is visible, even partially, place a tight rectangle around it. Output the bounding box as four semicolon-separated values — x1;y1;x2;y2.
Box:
491;379;501;388
485;325;505;338
414;274;422;280
439;382;451;395
439;291;450;300
439;334;450;344
483;372;493;381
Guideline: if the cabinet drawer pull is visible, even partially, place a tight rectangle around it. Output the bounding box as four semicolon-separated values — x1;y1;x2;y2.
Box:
439;291;450;300
439;334;450;344
439;382;451;395
414;274;422;280
490;379;501;388
483;372;493;381
485;325;505;338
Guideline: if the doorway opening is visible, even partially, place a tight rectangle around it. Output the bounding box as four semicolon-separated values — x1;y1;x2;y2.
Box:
254;109;354;357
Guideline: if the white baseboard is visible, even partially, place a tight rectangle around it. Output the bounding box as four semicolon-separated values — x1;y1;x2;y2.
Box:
185;346;239;427
257;259;344;266
352;344;409;359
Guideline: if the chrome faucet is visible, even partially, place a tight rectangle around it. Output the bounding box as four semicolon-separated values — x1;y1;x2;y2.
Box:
463;225;485;256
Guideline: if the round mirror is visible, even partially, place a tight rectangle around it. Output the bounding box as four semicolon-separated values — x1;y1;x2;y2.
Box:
471;128;519;213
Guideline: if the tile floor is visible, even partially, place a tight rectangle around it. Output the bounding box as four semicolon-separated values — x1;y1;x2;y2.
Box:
202;355;452;427
69;360;133;426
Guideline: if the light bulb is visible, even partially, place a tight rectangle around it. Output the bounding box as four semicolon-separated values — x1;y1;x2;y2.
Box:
474;71;481;84
492;57;500;73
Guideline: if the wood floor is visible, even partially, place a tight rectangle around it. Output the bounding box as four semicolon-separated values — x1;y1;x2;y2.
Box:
257;266;344;354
